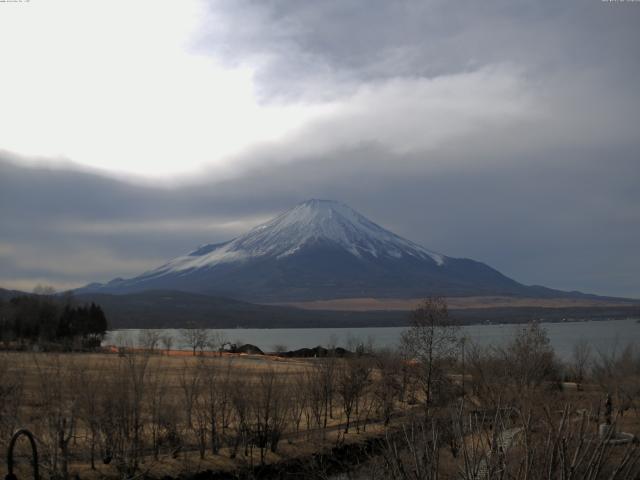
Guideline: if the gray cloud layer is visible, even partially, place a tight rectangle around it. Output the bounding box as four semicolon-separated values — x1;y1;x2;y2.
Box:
2;142;639;297
201;0;639;101
1;0;639;297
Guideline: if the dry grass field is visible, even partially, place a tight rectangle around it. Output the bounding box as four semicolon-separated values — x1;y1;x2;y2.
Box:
0;349;415;479
1;318;640;480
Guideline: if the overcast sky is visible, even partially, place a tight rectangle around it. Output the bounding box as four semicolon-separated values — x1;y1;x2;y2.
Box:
1;0;639;297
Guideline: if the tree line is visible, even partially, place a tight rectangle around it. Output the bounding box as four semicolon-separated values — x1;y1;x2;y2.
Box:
0;288;108;348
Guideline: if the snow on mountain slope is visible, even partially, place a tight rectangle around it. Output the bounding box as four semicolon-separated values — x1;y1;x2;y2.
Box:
148;199;445;277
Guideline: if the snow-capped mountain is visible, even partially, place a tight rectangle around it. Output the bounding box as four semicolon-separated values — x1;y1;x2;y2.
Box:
80;199;559;301
156;199;445;273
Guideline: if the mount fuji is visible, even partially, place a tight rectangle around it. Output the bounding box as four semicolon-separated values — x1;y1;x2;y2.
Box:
79;199;580;302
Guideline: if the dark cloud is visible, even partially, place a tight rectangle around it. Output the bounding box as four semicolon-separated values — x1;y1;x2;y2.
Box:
200;0;640;101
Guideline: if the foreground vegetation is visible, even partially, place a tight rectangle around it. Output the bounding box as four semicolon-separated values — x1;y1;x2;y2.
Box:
1;298;639;479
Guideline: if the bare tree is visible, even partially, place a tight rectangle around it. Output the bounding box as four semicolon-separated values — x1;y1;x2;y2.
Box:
376;405;640;480
0;353;23;443
147;358;169;460
207;330;228;356
115;331;134;354
593;343;640;418
139;329;161;353
230;378;250;459
200;358;221;454
125;352;150;473
466;342;505;405
305;366;325;437
571;338;592;389
373;350;403;426
289;370;309;434
503;322;558;393
249;368;290;463
178;359;202;432
160;334;174;355
337;356;372;433
401;297;459;413
32;354;78;480
77;361;105;469
318;357;337;430
192;375;209;460
216;359;235;451
181;324;210;356
466;325;558;410
99;352;150;477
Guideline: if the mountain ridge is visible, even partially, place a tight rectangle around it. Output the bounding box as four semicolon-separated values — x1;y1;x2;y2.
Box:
2;287;638;329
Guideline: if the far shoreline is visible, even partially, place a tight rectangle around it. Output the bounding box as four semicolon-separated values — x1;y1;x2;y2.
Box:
104;317;640;361
106;315;639;331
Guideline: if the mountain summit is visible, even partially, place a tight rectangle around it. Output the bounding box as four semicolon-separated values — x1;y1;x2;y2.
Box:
80;200;570;301
162;199;445;272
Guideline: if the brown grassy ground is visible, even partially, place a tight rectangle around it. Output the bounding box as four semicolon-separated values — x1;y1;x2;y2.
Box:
273;296;639;311
0;350;413;479
3;350;310;396
2;351;639;479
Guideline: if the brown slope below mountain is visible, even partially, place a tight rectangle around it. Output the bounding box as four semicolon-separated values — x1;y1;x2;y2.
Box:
271;296;640;312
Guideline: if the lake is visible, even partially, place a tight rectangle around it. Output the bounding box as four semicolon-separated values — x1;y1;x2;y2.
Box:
105;318;640;360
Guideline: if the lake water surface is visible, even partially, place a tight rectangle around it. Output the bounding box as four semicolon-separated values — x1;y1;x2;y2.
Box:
106;318;640;360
